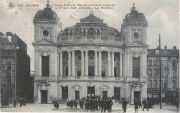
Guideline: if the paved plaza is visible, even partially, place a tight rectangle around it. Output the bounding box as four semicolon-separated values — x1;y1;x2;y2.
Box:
1;102;179;113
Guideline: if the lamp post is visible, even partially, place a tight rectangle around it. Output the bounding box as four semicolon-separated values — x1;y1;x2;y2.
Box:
158;33;162;109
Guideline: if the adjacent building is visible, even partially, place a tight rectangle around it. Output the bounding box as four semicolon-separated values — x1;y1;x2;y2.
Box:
0;32;33;105
33;3;149;104
147;46;179;105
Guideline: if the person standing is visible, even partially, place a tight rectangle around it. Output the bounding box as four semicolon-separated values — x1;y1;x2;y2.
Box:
13;99;17;107
74;100;77;110
84;100;88;112
134;99;139;113
101;99;105;113
122;98;127;113
142;99;149;111
138;100;142;108
19;97;23;107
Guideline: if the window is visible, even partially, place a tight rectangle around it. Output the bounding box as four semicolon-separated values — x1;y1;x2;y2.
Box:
82;29;86;35
153;69;157;77
162;60;168;67
70;29;73;35
172;80;176;88
148;80;152;88
148;69;152;77
132;58;140;78
172;60;177;68
97;30;100;35
148;60;152;67
42;56;49;76
172;70;176;77
153;80;157;88
164;80;167;88
153;60;157;66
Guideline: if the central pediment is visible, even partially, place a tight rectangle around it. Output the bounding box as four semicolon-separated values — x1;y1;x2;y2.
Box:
80;12;103;23
127;40;148;47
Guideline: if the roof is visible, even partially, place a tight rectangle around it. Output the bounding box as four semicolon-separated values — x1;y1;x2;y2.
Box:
147;49;179;57
124;3;148;25
33;3;58;22
80;11;103;23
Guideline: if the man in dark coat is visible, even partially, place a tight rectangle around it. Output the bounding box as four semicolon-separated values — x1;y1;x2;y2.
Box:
13;99;17;107
122;99;127;113
101;99;105;112
143;99;149;111
19;97;23;107
138;100;142;108
134;99;138;113
74;100;77;110
84;100;88;112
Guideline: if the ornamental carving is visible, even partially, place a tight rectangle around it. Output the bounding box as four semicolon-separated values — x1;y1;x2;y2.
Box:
126;50;146;54
131;81;143;88
72;85;82;90
36;48;54;53
37;80;51;86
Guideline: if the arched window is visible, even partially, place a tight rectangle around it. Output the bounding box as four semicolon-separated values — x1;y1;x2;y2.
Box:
153;80;157;88
172;80;176;88
148;80;152;88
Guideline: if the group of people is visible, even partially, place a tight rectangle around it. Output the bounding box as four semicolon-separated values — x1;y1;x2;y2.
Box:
122;98;150;113
67;96;113;112
12;97;26;107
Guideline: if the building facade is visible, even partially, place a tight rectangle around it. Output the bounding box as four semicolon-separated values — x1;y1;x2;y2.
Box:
147;46;179;105
33;3;148;104
0;32;33;105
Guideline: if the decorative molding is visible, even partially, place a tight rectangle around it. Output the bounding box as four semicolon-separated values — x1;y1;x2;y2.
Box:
131;81;143;88
126;50;146;54
36;48;55;53
37;80;51;87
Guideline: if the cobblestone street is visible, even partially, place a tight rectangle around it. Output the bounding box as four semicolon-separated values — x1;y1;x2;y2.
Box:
1;102;179;113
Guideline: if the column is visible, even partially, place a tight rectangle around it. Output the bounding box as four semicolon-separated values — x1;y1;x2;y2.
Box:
98;51;102;76
68;50;71;76
85;50;88;76
81;50;84;76
120;53;122;77
111;52;115;77
108;51;111;77
72;50;75;77
60;51;63;77
94;50;98;76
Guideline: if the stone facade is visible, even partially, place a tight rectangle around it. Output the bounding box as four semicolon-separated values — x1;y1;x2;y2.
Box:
33;3;148;104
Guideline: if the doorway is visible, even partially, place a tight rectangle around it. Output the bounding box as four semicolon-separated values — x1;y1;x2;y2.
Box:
87;87;95;97
41;90;47;104
134;91;141;101
75;91;80;100
62;87;68;100
103;91;107;99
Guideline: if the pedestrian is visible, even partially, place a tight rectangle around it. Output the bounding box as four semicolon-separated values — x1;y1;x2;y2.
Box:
13;99;17;107
84;100;88;112
109;98;113;112
19;97;23;107
54;100;57;109
138;100;142;108
142;99;149;111
22;98;26;106
122;98;127;113
56;101;59;109
101;99;105;112
70;100;73;109
74;100;77;110
67;99;70;108
134;99;138;113
104;99;108;112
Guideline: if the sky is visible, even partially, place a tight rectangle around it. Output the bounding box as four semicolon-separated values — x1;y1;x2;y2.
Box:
0;0;179;71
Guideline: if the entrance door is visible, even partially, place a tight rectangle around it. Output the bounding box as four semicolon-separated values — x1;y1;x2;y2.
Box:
41;90;47;104
87;87;95;97
62;87;68;100
114;87;120;100
75;91;80;100
134;91;141;101
88;66;94;77
103;91;107;99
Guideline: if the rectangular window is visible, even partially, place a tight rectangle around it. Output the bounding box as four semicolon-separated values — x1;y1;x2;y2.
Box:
133;58;140;78
172;60;177;68
62;87;68;100
42;56;49;76
148;60;152;67
153;60;157;66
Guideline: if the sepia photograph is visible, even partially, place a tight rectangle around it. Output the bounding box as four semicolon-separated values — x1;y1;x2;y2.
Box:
0;0;179;113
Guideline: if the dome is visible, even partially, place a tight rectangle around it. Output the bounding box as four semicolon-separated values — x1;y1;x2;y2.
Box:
124;3;148;25
33;2;58;22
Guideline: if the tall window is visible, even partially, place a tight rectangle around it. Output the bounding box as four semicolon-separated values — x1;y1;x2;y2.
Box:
148;60;152;67
164;80;167;88
133;58;140;78
148;80;152;88
153;80;157;88
153;60;157;66
172;80;176;88
42;56;49;76
148;69;152;77
172;60;177;68
172;69;176;77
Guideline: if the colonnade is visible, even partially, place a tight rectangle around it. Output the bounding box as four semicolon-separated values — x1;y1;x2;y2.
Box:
59;50;123;78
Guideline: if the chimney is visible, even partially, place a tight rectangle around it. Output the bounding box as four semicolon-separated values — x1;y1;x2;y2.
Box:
173;46;176;50
164;46;167;50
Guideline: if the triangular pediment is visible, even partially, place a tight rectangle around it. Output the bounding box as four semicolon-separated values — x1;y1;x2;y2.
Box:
128;40;148;47
36;38;55;44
